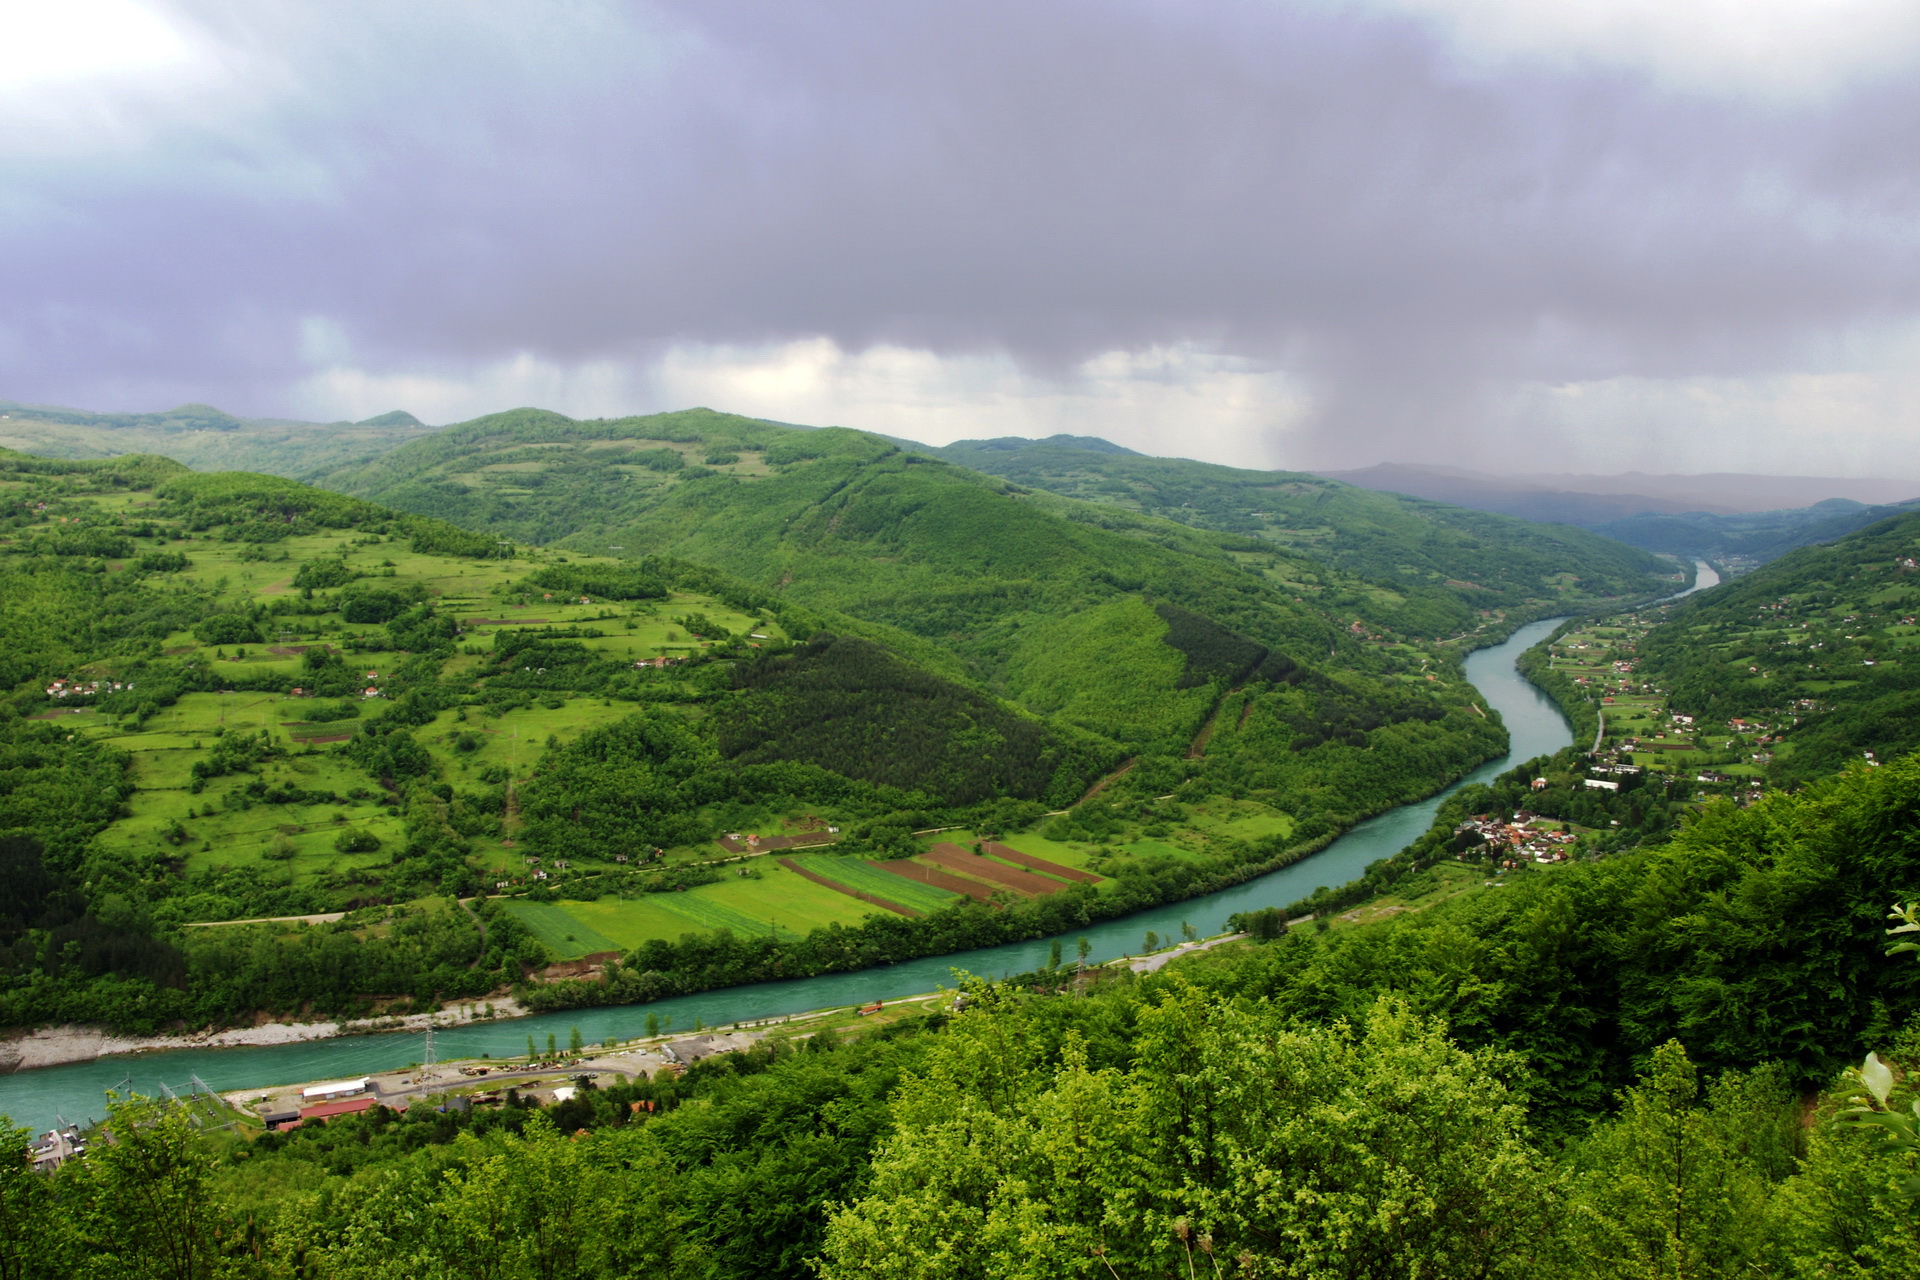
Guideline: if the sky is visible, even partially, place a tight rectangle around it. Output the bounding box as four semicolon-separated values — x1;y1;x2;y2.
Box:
5;0;1920;475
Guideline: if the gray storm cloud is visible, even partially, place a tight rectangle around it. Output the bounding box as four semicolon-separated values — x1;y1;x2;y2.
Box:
3;0;1920;466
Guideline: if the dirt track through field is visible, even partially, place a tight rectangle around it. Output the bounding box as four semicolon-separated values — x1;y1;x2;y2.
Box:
982;843;1100;884
777;857;919;917
925;843;1062;896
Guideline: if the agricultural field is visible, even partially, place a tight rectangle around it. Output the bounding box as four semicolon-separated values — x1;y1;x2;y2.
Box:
503;861;884;958
1540;617;1777;793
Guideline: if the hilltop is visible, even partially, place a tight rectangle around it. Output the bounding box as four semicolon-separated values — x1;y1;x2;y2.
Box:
922;433;1670;624
0;398;435;476
312;407;1676;651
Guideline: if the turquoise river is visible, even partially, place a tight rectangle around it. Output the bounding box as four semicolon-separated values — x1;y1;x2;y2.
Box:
0;568;1715;1134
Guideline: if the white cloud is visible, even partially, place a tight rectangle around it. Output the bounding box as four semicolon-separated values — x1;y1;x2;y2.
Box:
0;0;196;90
1360;0;1920;98
290;330;1920;480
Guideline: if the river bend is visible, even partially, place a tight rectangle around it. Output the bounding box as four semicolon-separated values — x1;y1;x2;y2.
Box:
2;614;1595;1133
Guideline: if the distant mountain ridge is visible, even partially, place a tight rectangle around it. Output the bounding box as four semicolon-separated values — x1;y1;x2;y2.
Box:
0;397;434;474
1315;460;1920;563
1320;461;1920;517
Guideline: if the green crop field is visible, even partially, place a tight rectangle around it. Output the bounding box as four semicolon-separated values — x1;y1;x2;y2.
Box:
498;900;620;957
536;896;718;951
670;867;881;934
786;854;962;913
509;862;885;957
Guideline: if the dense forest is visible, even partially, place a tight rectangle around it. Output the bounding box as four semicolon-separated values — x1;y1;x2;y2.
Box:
313;408;1673;649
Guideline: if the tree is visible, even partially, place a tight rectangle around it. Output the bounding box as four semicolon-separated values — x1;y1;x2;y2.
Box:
820;986;1551;1279
1554;1041;1790;1278
68;1096;229;1280
0;1119;63;1280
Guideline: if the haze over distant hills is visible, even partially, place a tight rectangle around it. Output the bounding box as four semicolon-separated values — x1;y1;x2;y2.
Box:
1320;461;1920;521
10;398;1914;567
0;399;436;475
1316;460;1920;564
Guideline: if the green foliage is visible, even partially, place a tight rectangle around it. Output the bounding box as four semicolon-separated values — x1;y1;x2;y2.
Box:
927;433;1672;630
132;551;190;574
522;562;667;600
718;635;1106;806
190;613;259;645
290;557;357;590
519;712;726;858
339;588;410;624
823;990;1548;1279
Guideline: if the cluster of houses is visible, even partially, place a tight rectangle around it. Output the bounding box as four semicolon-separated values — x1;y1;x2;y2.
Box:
28;1124;86;1172
1454;811;1579;864
43;677;131;700
634;655;684;670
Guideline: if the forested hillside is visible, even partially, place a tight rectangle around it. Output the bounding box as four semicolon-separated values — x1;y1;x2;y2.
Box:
10;751;1920;1278
316;409;1675;644
928;433;1675;629
1634;508;1920;783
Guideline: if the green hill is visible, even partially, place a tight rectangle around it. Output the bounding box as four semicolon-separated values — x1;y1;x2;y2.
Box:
1636;507;1920;783
924;433;1675;630
316;410;1675;644
0;398;437;475
0;449;1150;1028
0;439;1510;1033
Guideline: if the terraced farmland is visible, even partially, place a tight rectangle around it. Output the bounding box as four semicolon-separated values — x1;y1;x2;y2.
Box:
785;854;962;913
924;843;1067;895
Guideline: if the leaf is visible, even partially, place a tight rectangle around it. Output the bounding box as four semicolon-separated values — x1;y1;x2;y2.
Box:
1862;1052;1895;1107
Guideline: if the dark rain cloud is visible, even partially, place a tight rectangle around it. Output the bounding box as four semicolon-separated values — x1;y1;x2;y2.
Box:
3;0;1920;464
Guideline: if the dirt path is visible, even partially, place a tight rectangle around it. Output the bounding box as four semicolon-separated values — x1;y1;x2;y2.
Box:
183;912;347;928
1128;931;1254;973
1185;686;1246;759
1074;758;1137;807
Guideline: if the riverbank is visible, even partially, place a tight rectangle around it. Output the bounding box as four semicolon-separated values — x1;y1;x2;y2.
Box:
0;619;1576;1135
0;999;527;1074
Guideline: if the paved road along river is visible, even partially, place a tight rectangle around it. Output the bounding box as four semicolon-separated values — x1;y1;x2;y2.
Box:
1;604;1663;1133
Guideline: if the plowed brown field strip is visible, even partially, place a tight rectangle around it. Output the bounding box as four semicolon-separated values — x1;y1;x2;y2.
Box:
983;843;1100;884
881;859;995;901
925;843;1061;895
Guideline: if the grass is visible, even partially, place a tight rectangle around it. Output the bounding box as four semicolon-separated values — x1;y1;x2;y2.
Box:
787;853;962;912
499;901;620;957
510;862;885;958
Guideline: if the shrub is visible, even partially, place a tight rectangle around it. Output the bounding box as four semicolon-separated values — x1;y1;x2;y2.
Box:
193;614;261;645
